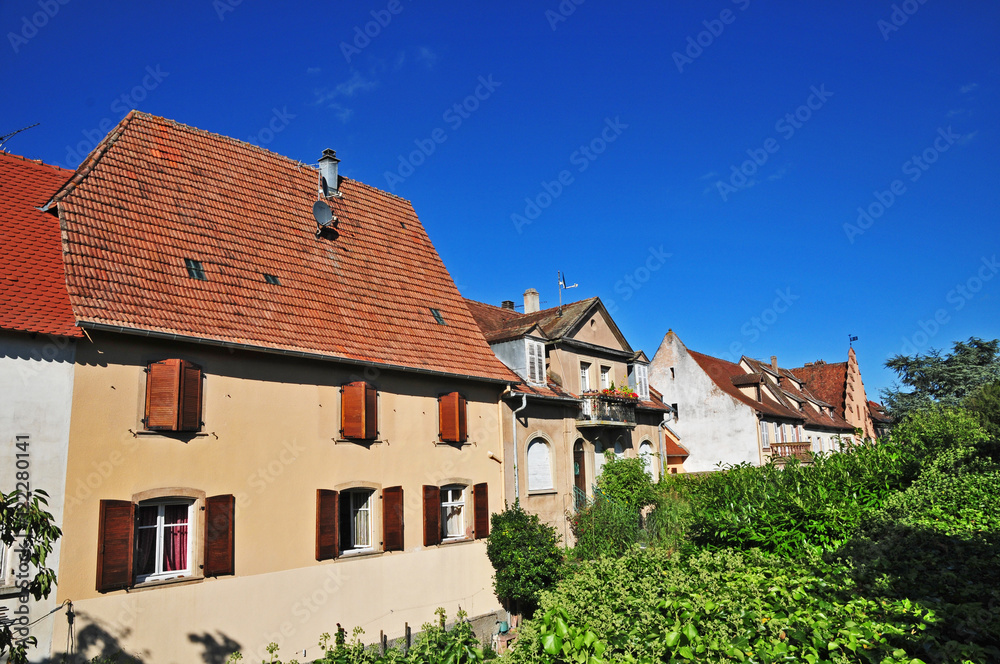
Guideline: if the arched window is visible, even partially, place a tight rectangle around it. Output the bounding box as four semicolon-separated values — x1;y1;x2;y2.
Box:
527;438;553;491
639;441;654;478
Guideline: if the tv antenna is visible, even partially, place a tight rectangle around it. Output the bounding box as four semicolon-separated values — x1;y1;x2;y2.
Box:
557;271;578;314
0;123;39;150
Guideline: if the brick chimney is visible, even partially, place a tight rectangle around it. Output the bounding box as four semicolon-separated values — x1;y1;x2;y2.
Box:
523;288;540;314
770;355;778;371
501;300;515;310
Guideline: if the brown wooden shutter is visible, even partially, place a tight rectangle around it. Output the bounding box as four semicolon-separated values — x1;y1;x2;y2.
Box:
422;485;441;547
438;392;467;443
96;500;134;592
315;489;339;561
473;482;489;539
145;359;181;430
204;494;235;577
342;382;377;440
382;486;404;552
179;360;203;431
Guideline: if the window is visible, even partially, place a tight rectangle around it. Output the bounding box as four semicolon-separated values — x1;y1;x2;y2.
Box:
761;421;770;448
639;441;654;478
135;500;194;583
526;438;553;491
526;339;545;385
263;273;280;285
670;367;675;380
600;366;611;390
144;359;203;432
430;308;445;325
438;392;468;443
341;381;377;440
794;426;801;442
671;403;679;421
580;362;591;392
97;493;234;592
184;258;206;280
339;489;374;553
0;543;16;594
422;483;488;545
634;364;649;400
440;485;466;539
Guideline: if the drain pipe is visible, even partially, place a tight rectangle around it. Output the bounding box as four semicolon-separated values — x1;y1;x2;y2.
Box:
512;393;528;502
658;412;671;478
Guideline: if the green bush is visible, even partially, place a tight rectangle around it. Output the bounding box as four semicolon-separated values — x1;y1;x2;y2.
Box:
485;502;563;616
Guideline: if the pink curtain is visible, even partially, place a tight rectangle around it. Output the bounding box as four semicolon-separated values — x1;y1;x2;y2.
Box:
162;505;188;572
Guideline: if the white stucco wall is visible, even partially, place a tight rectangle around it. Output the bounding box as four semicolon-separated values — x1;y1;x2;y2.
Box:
649;332;759;472
0;330;76;662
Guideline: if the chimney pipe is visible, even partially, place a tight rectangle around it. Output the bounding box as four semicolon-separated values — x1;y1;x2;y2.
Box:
523;288;540;314
770;355;778;370
501;300;515;310
318;149;340;196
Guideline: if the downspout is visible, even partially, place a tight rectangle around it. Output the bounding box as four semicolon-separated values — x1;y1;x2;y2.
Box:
658;413;670;478
512;393;528;502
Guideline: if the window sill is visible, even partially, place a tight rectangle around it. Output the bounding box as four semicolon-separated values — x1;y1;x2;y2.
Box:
333;438;386;446
438;536;477;547
336;548;383;560
128;574;203;592
433;440;475;447
527;489;558;496
0;584;22;598
132;430;212;438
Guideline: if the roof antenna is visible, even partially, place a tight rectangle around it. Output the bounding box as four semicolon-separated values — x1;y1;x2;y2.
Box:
557;271;577;316
0;123;40;150
849;334;858;347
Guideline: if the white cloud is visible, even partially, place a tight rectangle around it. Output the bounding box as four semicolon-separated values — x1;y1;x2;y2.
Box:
306;67;322;75
957;131;979;146
417;46;438;69
960;82;978;94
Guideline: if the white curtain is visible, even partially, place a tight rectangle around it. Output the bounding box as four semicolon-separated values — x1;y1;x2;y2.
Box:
527;439;553;490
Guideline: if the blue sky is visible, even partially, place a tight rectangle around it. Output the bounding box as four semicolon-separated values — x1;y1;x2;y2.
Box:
2;0;998;398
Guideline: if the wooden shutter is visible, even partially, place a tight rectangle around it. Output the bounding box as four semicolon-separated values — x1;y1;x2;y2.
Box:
204;494;235;577
179;360;203;431
422;485;441;547
96;500;134;592
342;382;377;440
316;489;339;561
439;392;468;443
473;482;489;539
382;486;404;552
145;359;181;430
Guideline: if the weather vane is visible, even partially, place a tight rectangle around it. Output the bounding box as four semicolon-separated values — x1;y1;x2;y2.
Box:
849;334;859;347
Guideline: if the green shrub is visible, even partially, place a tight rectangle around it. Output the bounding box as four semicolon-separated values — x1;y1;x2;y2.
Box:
485;502;563;616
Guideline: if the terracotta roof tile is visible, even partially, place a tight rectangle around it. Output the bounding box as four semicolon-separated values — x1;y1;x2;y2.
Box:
0;152;80;337
52;112;513;381
688;350;804;420
790;362;848;418
464;297;601;343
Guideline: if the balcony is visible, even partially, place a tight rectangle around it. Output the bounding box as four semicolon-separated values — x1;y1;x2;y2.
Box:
770;442;813;463
577;393;637;428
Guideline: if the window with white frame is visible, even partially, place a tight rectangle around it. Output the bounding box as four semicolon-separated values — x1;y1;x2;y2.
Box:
527;439;554;491
580;362;591;392
440;485;466;539
135;500;194;583
761;421;770;448
526;339;546;385
0;543;16;593
339;488;374;553
639;441;654;478
600;366;611;390
635;364;649;400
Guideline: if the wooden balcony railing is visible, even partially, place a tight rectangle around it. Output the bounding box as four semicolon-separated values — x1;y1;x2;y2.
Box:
770;442;813;462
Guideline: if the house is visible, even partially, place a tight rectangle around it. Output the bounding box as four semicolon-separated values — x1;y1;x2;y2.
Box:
789;348;882;440
867;400;893;439
18;111;519;663
465;291;681;542
649;330;854;472
0;151;80;660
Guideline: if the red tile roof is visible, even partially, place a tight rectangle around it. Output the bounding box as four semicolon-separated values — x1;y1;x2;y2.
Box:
688;350;805;420
464;297;608;344
0;152;80;337
790;362;848;418
744;357;853;431
50;112;515;382
868;400;893;424
664;437;689;458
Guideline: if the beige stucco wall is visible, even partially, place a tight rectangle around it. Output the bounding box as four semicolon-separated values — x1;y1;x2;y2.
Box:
53;333;505;663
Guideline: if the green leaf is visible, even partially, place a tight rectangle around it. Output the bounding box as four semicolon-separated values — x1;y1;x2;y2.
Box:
678;646;694;659
664;631;681;648
541;633;563;655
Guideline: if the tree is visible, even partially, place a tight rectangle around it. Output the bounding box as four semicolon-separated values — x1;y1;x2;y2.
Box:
485;502;562;617
882;337;1000;420
1;488;62;664
966;382;1000;439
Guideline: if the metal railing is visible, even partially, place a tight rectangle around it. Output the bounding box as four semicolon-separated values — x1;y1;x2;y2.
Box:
577;394;637;426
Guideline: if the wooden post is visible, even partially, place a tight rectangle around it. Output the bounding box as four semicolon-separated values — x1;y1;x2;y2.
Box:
380;630;386;655
405;622;411;653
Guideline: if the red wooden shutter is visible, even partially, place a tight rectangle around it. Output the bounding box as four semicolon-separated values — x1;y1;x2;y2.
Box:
145;359;181;430
316;489;339;561
422;485;441;547
382;486;404;552
473;482;489;539
179;360;203;431
342;382;377;440
439;392;467;443
204;494;235;577
96;500;134;592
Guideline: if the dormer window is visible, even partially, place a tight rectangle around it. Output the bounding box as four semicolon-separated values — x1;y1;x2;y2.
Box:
526;339;545;385
628;363;650;400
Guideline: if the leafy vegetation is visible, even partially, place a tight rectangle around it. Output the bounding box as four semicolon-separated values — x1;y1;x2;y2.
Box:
485;502;564;616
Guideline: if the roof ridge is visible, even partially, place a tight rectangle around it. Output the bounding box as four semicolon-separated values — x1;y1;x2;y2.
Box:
0;150;72;174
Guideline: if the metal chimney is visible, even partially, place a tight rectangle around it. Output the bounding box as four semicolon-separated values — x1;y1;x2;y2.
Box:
501;300;515;310
318;148;340;196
